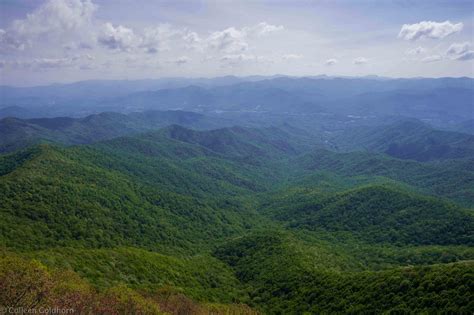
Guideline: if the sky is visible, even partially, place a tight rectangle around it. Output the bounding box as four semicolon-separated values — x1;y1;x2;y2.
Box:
0;0;473;86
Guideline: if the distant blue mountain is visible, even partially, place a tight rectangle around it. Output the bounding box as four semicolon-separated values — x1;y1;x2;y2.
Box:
1;77;472;126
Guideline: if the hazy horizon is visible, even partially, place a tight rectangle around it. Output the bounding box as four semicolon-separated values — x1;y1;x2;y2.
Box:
2;73;474;88
1;0;473;86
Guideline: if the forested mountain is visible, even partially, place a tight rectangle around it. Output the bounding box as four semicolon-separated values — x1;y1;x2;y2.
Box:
261;185;473;245
1;74;473;314
329;119;474;161
3;127;470;251
1;116;473;313
2;77;472;128
1;0;473;310
95;77;473;124
0;76;271;104
296;148;474;206
215;232;473;314
0;110;234;153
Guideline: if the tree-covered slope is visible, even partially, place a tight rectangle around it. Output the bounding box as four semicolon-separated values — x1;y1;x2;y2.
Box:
20;247;245;302
214;232;474;314
261;185;473;245
1;125;472;252
1;121;473;314
0;110;231;153
296;148;474;206
1;124;317;252
0;144;269;252
0;252;257;315
330;119;474;161
158;124;313;159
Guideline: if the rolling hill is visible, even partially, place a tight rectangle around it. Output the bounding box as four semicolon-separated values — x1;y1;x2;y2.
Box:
260;185;473;245
295;147;474;206
329;119;474;161
214;232;474;314
0;110;232;153
1;120;473;313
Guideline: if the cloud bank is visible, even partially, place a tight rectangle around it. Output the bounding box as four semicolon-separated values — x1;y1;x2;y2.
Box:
0;0;472;84
398;21;463;41
446;42;474;61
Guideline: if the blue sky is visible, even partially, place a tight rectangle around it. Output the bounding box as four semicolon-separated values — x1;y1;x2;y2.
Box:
0;0;473;86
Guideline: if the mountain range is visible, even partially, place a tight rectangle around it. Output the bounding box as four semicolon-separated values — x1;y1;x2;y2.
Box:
2;76;472;128
0;77;473;314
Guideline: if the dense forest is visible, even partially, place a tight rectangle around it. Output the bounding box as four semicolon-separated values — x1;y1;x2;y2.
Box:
1;76;473;314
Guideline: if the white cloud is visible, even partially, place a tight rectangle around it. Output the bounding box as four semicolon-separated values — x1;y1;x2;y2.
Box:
182;31;202;50
0;0;97;52
0;2;286;75
353;57;368;65
98;23;139;51
405;46;425;55
281;54;302;61
243;22;284;37
141;24;181;54
398;21;463;41
207;27;248;53
206;22;283;53
0;28;26;51
13;0;96;34
325;58;338;66
446;42;474;61
422;55;442;63
97;20;285;56
446;42;469;55
454;51;474;61
0;0;205;56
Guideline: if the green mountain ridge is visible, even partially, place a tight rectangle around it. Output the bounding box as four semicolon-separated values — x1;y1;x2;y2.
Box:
214;232;474;314
297;148;474;206
1;122;473;313
261;185;473;245
0;110;233;153
0;144;269;252
330;119;474;161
